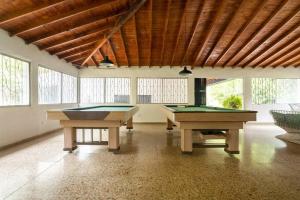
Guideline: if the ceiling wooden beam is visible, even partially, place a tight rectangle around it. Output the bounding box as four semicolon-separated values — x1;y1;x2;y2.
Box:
240;5;300;68
58;46;94;59
91;56;99;67
159;0;172;67
242;20;300;67
148;0;153;67
66;53;90;63
180;1;205;66
264;46;300;67
211;0;267;67
41;24;112;50
170;0;188;66
54;41;97;56
283;57;300;67
260;38;300;68
81;0;147;66
107;39;119;67
11;0;116;36
120;28;130;66
192;0;227;68
132;15;140;67
0;0;65;25
25;8;127;44
98;48;104;59
227;0;289;67
202;0;244;67
70;58;86;64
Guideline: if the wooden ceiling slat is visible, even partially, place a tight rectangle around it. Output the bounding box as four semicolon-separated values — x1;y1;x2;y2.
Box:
98;48;104;59
278;52;300;68
11;0;116;36
260;38;300;68
120;28;130;66
107;39;119;67
132;15;140;67
69;58;85;64
240;5;300;68
242;18;300;67
211;1;267;67
252;29;300;67
25;9;127;44
201;0;244;67
58;45;94;59
91;56;99;67
66;53;91;63
170;0;188;66
283;56;300;67
41;24;112;50
54;41;97;56
81;0;147;66
264;45;300;67
148;0;153;67
159;0;172;67
180;0;205;66
192;0;227;68
227;0;289;67
0;0;65;25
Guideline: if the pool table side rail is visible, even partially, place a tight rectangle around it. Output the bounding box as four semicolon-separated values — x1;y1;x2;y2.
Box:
47;106;138;122
162;106;257;122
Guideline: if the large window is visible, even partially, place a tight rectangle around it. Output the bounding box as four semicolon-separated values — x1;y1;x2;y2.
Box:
137;78;188;104
62;74;77;103
38;66;77;104
207;79;243;108
0;53;30;106
80;78;130;104
252;78;300;105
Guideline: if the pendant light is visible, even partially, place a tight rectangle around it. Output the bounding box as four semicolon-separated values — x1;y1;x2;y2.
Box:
100;40;114;67
179;13;192;76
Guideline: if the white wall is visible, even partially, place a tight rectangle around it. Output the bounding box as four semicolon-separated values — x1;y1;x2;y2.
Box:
80;66;300;123
0;29;79;148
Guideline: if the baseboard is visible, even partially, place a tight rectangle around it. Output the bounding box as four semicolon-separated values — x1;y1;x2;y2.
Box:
133;122;166;124
0;128;62;151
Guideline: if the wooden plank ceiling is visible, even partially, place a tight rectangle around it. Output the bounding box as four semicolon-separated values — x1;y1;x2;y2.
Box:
0;0;299;68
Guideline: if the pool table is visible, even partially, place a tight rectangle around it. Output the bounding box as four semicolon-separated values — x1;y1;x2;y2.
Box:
162;105;257;154
47;106;138;152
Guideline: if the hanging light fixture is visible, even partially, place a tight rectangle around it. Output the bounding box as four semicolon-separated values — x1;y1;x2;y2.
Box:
179;12;192;76
179;66;192;76
99;39;114;67
100;55;114;67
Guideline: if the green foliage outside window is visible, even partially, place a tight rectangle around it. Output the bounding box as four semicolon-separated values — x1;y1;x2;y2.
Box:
222;95;242;109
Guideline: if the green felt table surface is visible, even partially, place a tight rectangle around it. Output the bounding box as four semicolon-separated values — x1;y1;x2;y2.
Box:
65;106;134;112
165;105;256;113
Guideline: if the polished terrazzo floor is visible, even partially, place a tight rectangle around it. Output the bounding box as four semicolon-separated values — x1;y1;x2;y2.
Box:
0;123;300;200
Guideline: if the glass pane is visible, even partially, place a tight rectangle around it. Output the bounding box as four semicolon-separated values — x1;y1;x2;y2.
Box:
80;78;105;103
38;66;61;104
105;78;130;103
137;78;188;104
0;54;29;106
62;74;77;103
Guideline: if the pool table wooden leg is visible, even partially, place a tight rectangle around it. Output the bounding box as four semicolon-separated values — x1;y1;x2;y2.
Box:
63;127;77;153
181;129;193;153
224;129;240;154
108;127;120;152
167;119;173;130
126;117;133;130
